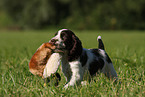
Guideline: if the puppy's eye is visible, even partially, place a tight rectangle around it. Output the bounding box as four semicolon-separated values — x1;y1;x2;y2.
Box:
61;33;65;40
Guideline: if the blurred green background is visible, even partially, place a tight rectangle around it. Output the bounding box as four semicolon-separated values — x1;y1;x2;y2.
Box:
0;1;145;96
0;0;145;30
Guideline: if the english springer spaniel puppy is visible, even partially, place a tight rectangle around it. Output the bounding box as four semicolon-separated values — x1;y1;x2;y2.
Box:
49;29;118;88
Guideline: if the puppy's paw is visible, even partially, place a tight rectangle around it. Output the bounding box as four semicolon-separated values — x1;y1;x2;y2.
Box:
81;81;88;86
63;84;69;89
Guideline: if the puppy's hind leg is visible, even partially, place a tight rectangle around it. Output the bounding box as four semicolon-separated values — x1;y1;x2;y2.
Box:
97;36;118;82
103;63;118;81
102;55;118;82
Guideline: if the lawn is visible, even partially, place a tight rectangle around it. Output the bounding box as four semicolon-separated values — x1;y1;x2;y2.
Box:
0;30;144;96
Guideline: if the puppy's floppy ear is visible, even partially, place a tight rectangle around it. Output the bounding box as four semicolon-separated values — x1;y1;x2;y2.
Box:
67;34;83;61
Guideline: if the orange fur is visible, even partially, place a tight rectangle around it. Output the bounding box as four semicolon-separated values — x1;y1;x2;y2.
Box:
29;43;56;77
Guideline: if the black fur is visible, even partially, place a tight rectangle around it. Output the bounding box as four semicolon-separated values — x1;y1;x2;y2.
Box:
80;50;88;67
98;38;105;50
88;58;104;76
61;30;83;62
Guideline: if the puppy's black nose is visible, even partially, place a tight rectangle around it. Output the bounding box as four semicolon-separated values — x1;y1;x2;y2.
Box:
49;39;56;45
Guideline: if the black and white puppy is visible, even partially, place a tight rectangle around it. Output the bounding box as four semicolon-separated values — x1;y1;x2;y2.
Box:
49;29;118;88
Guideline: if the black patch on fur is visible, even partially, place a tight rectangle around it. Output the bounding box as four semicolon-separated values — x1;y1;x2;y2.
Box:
105;53;112;63
98;38;105;50
91;49;112;63
88;58;104;76
89;49;105;76
80;51;88;67
90;49;100;57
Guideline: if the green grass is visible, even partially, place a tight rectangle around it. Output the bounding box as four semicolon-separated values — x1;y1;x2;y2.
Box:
0;30;145;97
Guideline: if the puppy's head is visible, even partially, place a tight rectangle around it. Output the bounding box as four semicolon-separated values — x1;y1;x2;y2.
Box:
49;29;83;61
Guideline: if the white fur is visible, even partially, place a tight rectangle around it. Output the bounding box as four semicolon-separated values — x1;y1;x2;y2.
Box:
58;29;68;33
99;49;107;59
64;60;83;88
60;54;84;88
97;35;101;41
43;53;62;78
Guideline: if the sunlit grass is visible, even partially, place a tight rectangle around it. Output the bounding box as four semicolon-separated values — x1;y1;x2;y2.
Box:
0;30;145;96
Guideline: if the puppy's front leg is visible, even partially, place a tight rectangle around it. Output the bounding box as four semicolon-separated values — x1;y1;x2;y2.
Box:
64;60;83;88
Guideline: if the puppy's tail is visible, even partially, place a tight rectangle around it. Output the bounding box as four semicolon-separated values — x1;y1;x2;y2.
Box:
97;36;105;50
